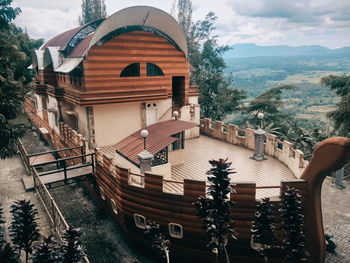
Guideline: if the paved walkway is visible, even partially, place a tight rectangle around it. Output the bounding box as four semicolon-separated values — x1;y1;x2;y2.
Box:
322;176;350;263
0;156;52;242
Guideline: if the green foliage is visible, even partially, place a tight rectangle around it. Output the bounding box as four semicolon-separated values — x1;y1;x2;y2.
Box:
32;235;60;263
194;159;236;263
144;222;170;263
0;205;5;245
79;0;106;25
0;243;20;263
280;187;310;263
0;0;42;158
59;226;84;263
0;0;20;30
9;200;40;263
321;75;350;136
251;198;276;262
241;85;296;130
175;2;246;120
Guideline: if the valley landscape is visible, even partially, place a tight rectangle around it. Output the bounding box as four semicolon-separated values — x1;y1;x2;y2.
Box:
224;44;350;126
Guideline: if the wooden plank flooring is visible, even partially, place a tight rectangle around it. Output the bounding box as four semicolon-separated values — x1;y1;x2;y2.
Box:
100;136;296;199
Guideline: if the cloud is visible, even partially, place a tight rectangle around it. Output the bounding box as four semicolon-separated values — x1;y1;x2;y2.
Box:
11;0;350;48
14;7;80;41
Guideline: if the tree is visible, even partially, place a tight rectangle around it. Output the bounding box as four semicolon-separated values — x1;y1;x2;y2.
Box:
79;0;106;25
280;187;310;263
0;0;30;159
59;226;84;263
144;222;170;263
321;75;350;136
251;198;277;263
175;1;246;120
9;200;40;263
32;235;60;263
0;204;20;263
194;158;237;263
241;85;296;131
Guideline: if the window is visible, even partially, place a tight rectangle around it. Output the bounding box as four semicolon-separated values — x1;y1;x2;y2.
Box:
120;63;140;77
99;186;105;200
169;223;183;238
147;63;164;76
110;199;118;215
134;214;146;229
169;132;184;151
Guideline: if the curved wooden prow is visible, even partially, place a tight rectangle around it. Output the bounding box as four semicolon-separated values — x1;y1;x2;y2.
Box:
300;137;350;263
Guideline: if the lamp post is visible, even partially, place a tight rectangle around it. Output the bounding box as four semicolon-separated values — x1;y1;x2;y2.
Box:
137;129;154;179
250;112;267;161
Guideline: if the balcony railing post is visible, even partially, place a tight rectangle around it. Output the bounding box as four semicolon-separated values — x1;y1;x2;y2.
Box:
51;198;56;230
63;161;67;183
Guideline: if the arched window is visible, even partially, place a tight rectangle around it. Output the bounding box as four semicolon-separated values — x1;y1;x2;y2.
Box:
120;63;140;77
147;63;164;76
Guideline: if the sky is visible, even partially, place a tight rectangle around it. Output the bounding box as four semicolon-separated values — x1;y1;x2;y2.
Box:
12;0;350;49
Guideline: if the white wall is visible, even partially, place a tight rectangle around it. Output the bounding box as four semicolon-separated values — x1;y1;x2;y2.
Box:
94;102;143;147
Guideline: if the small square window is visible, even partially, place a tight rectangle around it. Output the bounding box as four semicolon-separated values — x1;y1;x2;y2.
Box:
134;214;146;229
169;223;183;239
111;199;118;215
99;186;105;200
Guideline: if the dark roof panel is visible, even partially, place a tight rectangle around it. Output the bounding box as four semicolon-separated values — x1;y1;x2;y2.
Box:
115;120;198;165
68;34;94;57
41;25;85;50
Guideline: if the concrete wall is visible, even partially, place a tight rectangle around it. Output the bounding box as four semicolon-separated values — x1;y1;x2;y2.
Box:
93;102;143;147
47;95;59;133
35;94;43;119
75;105;88;139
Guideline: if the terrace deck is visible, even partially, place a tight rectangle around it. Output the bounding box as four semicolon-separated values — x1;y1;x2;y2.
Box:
100;135;295;199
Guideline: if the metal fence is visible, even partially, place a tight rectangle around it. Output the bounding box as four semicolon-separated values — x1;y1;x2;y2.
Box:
32;161;90;263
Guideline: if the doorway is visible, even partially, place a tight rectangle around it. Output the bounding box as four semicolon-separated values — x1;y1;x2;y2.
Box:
172;76;185;109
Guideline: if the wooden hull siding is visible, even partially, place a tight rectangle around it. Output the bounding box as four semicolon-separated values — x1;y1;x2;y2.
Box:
94;152;305;263
24;99;346;263
83;31;190;104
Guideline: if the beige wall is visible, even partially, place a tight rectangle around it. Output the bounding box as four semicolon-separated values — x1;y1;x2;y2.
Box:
189;96;198;105
94;102;143;147
156;98;173;122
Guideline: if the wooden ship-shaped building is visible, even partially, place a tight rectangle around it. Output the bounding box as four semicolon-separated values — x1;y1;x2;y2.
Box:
25;6;350;263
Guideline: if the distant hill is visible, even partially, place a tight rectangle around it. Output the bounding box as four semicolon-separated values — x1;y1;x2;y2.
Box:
224;43;350;58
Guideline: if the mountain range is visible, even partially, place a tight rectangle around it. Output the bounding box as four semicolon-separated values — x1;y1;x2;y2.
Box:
224;43;350;58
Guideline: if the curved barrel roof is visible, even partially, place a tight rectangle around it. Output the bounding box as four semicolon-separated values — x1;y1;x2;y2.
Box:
33;6;188;73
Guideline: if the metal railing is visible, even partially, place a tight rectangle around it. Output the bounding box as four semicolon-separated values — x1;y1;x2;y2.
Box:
33;170;90;263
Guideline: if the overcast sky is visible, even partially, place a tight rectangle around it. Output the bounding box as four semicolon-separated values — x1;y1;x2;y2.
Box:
13;0;350;48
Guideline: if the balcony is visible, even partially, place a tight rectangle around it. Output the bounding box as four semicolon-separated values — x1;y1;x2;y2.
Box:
57;74;85;91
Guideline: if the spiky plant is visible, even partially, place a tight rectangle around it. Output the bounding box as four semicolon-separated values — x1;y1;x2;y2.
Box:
32;235;60;263
280;187;310;263
0;205;5;245
144;221;170;263
9;200;40;263
194;158;237;263
59;226;84;263
251;197;277;263
0;243;20;263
